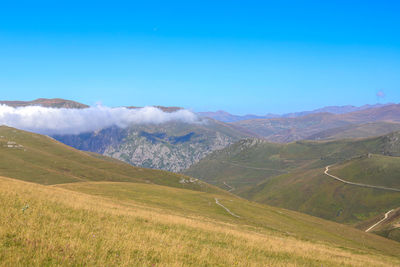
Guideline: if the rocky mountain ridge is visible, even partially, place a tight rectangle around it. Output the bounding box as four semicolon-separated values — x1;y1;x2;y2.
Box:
54;119;252;172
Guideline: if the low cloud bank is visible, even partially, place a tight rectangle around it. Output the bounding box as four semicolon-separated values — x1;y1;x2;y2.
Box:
0;105;200;135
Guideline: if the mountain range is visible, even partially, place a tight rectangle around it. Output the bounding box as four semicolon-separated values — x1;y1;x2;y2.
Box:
232;104;400;142
2;98;400;171
199;103;393;122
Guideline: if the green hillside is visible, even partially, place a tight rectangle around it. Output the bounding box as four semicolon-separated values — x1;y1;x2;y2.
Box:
0;126;223;194
329;154;400;187
248;163;400;224
185;133;400;193
184;133;400;231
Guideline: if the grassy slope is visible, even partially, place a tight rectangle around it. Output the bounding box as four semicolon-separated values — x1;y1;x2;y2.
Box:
329;154;400;188
185;134;400;226
248;166;400;224
184;136;391;193
328;155;400;241
2;176;400;266
0;126;224;194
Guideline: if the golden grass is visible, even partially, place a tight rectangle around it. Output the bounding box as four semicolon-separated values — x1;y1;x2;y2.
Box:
1;176;399;266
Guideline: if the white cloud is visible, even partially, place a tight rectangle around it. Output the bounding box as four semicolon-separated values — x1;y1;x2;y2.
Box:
0;105;200;135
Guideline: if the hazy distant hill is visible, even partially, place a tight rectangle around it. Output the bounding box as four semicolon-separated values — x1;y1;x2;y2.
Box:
0;98;89;109
233;112;348;142
198;110;279;122
338;104;400;123
233;104;400;142
307;121;400;140
198;103;392;123
281;103;392;118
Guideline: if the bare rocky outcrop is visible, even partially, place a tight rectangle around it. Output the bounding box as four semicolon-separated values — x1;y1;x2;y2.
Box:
54;119;252;172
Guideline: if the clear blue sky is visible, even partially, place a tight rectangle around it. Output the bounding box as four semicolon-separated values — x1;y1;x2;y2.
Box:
0;0;399;114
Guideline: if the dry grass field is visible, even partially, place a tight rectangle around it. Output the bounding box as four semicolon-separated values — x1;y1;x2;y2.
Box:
1;176;400;266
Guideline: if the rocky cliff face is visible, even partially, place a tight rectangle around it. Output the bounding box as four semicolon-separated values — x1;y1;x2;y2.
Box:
103;130;233;172
382;131;400;156
54;119;251;172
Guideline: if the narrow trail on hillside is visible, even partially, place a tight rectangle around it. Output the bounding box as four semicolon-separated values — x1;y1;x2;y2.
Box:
324;165;400;192
215;198;240;218
221;161;286;172
365;209;395;232
223;181;235;192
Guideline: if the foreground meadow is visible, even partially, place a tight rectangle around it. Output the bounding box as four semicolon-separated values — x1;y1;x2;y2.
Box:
1;176;399;266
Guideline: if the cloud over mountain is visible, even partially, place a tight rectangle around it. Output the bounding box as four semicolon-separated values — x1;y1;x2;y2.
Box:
0;105;200;135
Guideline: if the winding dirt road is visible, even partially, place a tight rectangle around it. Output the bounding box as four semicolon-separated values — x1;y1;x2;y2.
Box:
324;165;400;192
215;198;240;218
324;165;399;232
365;209;394;232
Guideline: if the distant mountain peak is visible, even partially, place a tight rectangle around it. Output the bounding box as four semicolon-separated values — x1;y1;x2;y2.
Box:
0;98;89;109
